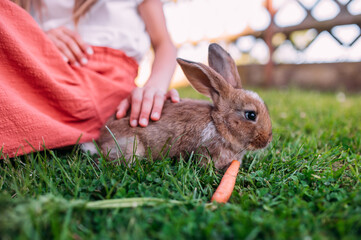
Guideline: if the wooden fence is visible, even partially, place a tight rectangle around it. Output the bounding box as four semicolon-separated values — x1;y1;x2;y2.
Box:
241;0;361;91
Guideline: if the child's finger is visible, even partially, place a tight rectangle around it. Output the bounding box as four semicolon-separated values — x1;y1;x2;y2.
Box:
167;88;180;103
116;98;130;119
60;32;87;65
49;35;77;65
63;28;93;56
150;91;165;121
129;88;144;127
138;90;156;127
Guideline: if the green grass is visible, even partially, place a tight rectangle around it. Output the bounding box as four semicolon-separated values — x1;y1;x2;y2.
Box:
1;87;361;239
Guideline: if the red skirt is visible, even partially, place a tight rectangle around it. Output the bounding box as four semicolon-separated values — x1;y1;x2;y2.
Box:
0;1;138;157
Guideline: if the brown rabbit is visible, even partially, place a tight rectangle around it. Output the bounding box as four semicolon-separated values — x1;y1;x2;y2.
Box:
94;43;272;169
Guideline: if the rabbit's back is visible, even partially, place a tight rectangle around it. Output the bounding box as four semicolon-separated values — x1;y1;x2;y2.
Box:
99;99;214;160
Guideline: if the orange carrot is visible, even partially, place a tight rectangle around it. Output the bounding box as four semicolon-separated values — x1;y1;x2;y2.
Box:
211;160;241;203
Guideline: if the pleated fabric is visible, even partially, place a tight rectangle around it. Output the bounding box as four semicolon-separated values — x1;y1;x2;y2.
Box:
0;1;138;157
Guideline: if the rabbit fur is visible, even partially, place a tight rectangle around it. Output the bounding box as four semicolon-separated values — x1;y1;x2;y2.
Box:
93;43;272;170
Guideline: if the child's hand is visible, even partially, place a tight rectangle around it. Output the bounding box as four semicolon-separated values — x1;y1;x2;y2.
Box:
116;87;179;127
116;0;179;127
46;26;93;66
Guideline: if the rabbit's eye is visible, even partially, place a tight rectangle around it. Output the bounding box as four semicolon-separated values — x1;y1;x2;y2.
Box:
245;111;257;121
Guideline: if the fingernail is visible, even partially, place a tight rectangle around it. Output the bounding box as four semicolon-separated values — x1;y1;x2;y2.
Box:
73;62;80;67
152;112;159;119
62;56;69;62
81;58;88;65
131;120;137;127
139;118;148;126
86;47;94;55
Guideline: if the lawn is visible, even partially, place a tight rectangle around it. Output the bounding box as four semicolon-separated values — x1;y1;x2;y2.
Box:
1;87;361;239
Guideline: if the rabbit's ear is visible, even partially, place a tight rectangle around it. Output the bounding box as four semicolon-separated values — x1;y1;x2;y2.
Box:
208;43;242;89
177;58;231;100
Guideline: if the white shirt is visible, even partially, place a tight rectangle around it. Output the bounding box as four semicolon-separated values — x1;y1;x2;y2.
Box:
32;0;150;62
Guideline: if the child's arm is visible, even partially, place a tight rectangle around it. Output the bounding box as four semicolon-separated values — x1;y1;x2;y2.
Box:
116;0;179;127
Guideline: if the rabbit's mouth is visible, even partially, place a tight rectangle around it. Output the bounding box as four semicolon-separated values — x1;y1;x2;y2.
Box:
248;132;273;150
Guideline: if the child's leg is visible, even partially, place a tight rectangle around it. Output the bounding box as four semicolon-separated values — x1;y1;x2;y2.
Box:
0;1;137;157
0;1;79;82
0;0;91;120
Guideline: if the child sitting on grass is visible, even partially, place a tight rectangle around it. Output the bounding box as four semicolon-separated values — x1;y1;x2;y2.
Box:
0;0;179;158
